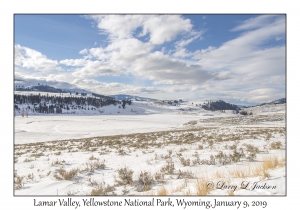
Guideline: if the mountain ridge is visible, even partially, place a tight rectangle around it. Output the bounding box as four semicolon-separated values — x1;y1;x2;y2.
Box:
14;79;286;109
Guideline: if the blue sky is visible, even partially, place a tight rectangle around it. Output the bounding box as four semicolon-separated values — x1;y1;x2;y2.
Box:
14;14;286;105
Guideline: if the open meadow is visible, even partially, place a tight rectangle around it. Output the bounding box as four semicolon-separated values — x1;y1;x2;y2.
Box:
14;102;286;196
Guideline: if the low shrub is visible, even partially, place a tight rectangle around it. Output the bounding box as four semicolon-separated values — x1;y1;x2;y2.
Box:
270;141;282;150
137;171;154;192
116;167;134;186
55;167;78;180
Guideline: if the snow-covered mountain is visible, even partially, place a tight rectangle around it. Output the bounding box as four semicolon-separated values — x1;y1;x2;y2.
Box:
14;79;286;116
248;98;286;107
109;94;157;101
14;80;94;95
269;98;286;104
237;105;249;109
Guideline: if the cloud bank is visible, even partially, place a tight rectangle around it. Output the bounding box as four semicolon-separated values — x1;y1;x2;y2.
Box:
14;15;286;104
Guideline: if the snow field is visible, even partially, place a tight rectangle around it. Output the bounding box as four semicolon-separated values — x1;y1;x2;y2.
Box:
14;114;286;196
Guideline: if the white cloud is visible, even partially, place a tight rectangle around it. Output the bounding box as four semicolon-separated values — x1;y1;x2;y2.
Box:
213;71;233;80
67;78;164;96
193;16;285;80
78;15;209;85
79;49;88;55
175;32;202;48
63;15;285;96
131;51;213;84
87;15;193;45
140;15;193;45
231;15;280;32
275;36;283;41
67;38;154;78
14;15;286;105
87;15;144;40
14;72;76;89
72;61;124;78
60;59;88;66
248;88;284;103
15;44;59;72
173;31;204;58
173;48;192;58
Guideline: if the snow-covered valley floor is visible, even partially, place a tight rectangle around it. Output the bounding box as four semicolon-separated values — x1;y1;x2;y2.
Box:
14;103;286;196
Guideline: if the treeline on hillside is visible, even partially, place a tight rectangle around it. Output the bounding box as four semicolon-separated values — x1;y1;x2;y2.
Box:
201;100;240;111
259;98;286;106
14;94;127;114
92;93;112;100
15;84;68;93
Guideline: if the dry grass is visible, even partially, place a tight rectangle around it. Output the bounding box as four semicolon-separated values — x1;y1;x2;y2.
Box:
197;144;204;150
51;159;66;166
192;156;285;195
160;159;175;175
172;182;187;194
177;170;194;179
14;171;25;190
227;189;235;196
14;119;285;196
116;167;134;186
89;154;99;160
232;156;285;179
54;151;61;156
83;159;106;173
14;126;285;160
185;189;191;195
230;167;251;178
269;141;282;150
213;170;225;179
90;183;115;196
154;172;165;183
261;156;285;171
137;171;154;192
179;157;191;166
157;186;167;196
54;167;78;180
195;179;211;195
23;158;34;162
26;173;35;182
251;156;284;179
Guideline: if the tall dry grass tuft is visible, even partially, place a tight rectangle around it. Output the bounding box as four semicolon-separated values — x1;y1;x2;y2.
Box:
157;186;167;196
230;167;251;178
172;183;186;194
195;179;211;195
251;156;284;179
262;156;285;170
185;189;191;195
227;190;235;196
213;170;225;179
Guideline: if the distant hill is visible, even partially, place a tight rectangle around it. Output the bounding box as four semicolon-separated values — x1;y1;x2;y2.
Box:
201;100;240;111
14;79;95;95
237;105;249;109
109;94;157;101
14;92;122;115
253;98;286;107
269;98;286;104
13;82;127;115
15;84;69;93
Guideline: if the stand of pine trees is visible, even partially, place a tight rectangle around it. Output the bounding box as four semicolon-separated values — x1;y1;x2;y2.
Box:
14;94;123;114
201;100;240;111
